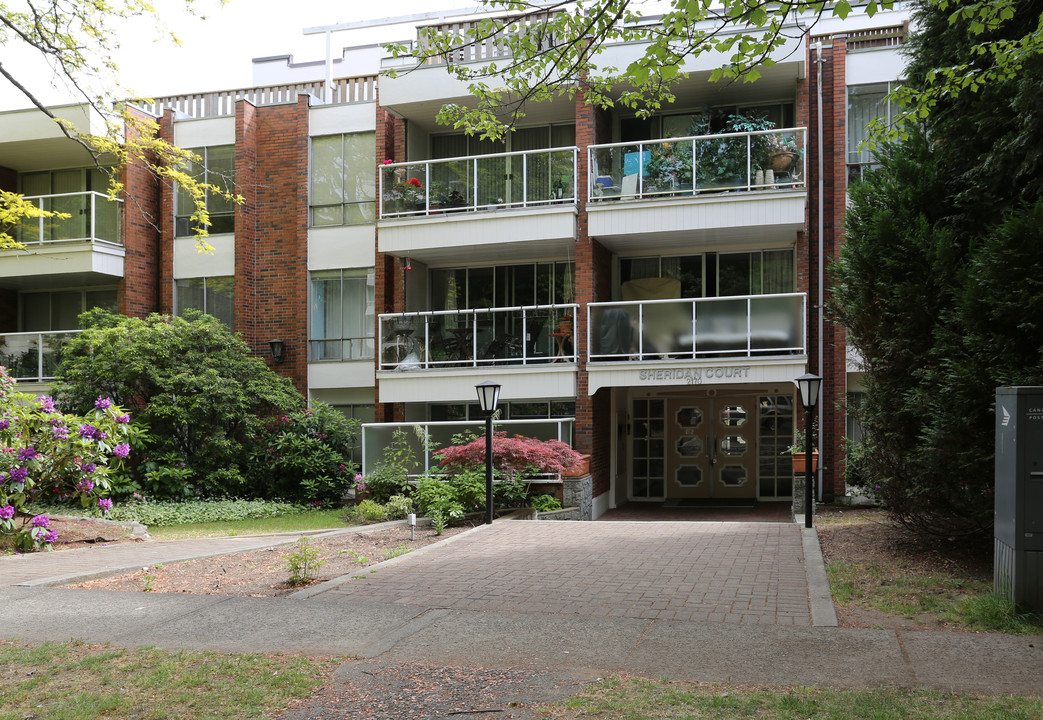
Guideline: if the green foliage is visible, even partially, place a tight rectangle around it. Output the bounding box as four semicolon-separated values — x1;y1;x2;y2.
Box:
362;428;419;503
284;537;326;586
414;476;466;527
530;494;563;512
384;494;415;521
53;310;354;503
255;402;359;504
348;499;389;523
834;4;1043;542
41;498;308;527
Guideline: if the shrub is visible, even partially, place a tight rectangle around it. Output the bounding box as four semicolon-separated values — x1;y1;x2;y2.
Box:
53;309;357;503
414;476;465;527
29;498;307;527
284;537;326;586
348;499;388;523
0;369;130;551
384;495;415;520
433;432;583;479
363;428;418;503
530;494;563;512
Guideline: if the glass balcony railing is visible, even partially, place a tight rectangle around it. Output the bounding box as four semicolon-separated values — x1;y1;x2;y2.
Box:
0;330;81;382
379;147;578;218
361;418;575;476
378;304;579;371
15;192;123;245
588;128;806;201
588;294;806;361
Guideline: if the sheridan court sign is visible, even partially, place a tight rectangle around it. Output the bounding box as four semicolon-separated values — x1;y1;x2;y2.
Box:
586;358;807;394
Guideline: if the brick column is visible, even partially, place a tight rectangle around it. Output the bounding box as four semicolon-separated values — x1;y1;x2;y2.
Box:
118;106;162;318
158;110;176;316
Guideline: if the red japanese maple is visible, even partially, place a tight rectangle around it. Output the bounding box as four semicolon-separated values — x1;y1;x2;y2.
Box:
433;432;583;477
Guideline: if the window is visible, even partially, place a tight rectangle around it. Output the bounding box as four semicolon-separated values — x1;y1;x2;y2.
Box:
310;269;375;361
847;83;897;181
21;288;118;331
175;277;234;325
311;133;376;226
716;250;794;297
175;146;235;236
429;400;575;421
429;262;573;311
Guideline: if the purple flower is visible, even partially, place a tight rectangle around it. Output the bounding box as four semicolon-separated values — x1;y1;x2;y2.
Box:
355;473;363;482
41;529;58;544
9;467;27;483
81;463;97;474
95;396;112;410
98;498;113;514
30;515;49;528
17;447;37;462
0;420;9;431
0;505;14;520
115;414;130;424
39;396;55;412
78;424;107;441
52;425;69;439
76;479;95;494
113;443;130;458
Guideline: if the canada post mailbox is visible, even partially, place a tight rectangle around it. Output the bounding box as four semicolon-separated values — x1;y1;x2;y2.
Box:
994;387;1043;612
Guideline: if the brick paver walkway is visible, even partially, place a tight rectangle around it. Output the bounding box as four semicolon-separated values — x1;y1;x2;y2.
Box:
328;521;811;626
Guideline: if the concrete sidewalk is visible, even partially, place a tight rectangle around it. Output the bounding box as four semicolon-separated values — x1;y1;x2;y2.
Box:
1;520;1041;697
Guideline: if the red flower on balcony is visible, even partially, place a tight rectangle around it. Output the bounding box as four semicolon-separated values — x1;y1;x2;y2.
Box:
407;177;422;188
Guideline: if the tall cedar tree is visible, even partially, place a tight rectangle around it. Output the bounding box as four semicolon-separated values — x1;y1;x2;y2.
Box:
834;0;1043;540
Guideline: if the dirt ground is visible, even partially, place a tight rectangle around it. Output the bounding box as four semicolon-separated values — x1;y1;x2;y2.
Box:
815;505;992;631
67;523;476;597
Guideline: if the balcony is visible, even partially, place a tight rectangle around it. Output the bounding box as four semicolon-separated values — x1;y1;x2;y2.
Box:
586;293;808;393
0;330;81;383
376;304;578;403
16;191;122;245
377;149;578;265
586;129;807;249
0;192;125;285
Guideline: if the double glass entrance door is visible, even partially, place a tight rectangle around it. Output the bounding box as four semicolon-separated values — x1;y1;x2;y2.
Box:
631;396;759;501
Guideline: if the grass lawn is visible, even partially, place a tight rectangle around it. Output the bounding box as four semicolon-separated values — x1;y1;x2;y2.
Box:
147;508;355;540
0;640;335;720
542;676;1043;719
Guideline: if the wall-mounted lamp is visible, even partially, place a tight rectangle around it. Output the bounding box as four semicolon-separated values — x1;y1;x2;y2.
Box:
268;339;285;364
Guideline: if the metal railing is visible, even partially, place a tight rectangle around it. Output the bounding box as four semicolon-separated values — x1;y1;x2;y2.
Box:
361;418;575;476
0;330;82;382
587;293;806;361
379;147;577;218
588;128;806;201
16;192;122;245
378;304;579;370
309;337;375;362
138;75;378;118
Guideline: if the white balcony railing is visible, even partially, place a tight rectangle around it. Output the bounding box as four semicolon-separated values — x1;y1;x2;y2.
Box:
0;330;82;382
16;192;122;245
379;304;579;371
588;294;806;361
588;128;806;202
379;147;578;218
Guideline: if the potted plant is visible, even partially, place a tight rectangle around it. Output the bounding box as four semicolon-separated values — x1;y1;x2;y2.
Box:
647;140;693;193
765;133;800;173
784;425;818;474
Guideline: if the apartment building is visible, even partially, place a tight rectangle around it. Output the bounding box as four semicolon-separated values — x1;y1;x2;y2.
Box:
0;7;910;518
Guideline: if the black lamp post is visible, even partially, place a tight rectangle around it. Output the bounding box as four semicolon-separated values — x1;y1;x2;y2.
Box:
795;372;822;529
475;381;501;525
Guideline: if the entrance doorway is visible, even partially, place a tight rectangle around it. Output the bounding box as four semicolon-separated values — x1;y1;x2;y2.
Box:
626;391;795;503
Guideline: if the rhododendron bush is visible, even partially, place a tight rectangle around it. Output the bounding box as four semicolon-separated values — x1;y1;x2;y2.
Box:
0;367;129;552
433;432;583;477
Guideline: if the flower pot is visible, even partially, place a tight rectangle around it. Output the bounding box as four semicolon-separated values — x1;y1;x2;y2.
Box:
564;454;590;477
769;152;795;173
791;450;818;474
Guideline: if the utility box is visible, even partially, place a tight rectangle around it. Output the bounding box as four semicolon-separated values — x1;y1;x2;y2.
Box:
994;387;1043;612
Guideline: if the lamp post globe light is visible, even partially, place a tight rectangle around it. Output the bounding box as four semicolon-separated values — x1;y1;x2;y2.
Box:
794;373;822;529
475;381;501;525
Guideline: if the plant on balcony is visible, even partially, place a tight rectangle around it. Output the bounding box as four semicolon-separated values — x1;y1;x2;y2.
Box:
765;133;801;173
695;114;775;189
385;176;427;212
647;141;693;192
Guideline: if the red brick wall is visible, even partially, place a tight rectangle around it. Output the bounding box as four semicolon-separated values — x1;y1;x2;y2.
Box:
118;106;161;318
233;95;310;395
158;111;176;316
